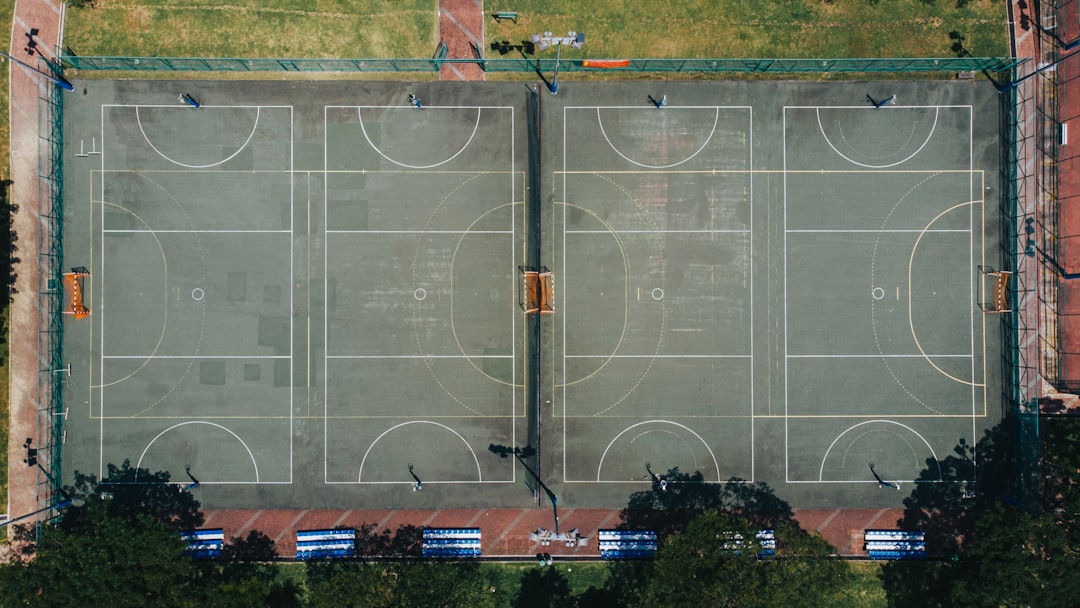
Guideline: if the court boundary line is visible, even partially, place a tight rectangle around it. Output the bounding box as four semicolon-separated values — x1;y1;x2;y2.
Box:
136;106;262;169
96;103;295;484
595;107;721;169
561;104;755;483
355;106;482;169
322;104;519;485
815;106;940;169
782;104;983;484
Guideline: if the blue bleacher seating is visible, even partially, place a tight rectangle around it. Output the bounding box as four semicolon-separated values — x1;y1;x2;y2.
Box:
296;528;356;560
864;529;926;560
422;528;482;558
598;529;657;560
180;528;224;559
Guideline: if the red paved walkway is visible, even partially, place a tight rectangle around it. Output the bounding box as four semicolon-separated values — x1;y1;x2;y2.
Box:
5;0;65;531
202;507;903;558
1054;0;1080;388
438;0;484;81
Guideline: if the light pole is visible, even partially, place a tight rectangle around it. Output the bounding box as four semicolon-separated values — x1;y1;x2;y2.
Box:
0;50;74;91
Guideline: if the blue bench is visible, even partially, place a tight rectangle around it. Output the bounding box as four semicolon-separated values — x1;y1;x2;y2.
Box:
865;529;926;560
598;529;657;560
868;549;927;560
865;529;924;542
422;528;482;558
296;529;356;560
180;529;224;559
492;11;518;23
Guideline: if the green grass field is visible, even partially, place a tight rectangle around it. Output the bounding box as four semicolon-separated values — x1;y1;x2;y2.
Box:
63;1;437;59
62;0;1006;61
487;0;1007;59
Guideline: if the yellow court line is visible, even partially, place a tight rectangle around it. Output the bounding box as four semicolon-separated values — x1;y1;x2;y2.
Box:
907;199;985;388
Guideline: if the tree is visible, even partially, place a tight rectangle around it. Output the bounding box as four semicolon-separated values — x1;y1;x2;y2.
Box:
61;459;204;534
634;511;848;608
393;561;498;608
948;502;1075;608
217;531;301;608
304;561;397;608
620;470;796;542
882;417;1080;608
0;504;202;608
513;567;573;608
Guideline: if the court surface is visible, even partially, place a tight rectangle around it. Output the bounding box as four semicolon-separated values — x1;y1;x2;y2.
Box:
59;79;1002;510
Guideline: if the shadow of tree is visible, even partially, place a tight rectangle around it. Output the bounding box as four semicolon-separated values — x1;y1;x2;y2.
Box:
513;567;572;608
1;178;17;368
876;419;1045;608
893;417;1017;559
63;459;205;533
619;468;795;541
354;522;423;558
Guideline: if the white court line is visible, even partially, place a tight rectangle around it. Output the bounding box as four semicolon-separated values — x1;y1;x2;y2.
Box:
97;104;296;483
817;419;942;482
560;105;755;482
595;107;720;169
815;107;939;169
786;228;970;234
105;104;292;109
787;354;972;359
103;229;291;234
327;230;512;234
136;421;261;483
327;355;513;359
566;229;749;234
354;107;481;171
136;106;262;170
565;354;750;359
595;420;722;482
103;355;291;359
782;104;982;483
357;420;483;483
785;104;973;109
322;104;518;484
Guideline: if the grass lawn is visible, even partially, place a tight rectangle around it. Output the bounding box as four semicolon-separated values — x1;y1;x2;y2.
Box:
486;0;1007;59
61;0;1006;63
63;1;438;59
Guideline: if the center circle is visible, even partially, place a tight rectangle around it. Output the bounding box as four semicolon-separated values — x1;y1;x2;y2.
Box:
191;287;205;301
414;287;427;301
872;287;885;301
651;288;664;301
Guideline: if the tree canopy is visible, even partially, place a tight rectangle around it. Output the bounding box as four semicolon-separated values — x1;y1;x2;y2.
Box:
0;462;299;608
882;416;1080;608
630;511;847;608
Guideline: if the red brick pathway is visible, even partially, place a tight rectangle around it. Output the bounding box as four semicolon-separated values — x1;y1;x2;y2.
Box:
1053;0;1080;386
5;0;65;533
202;507;903;558
438;0;485;81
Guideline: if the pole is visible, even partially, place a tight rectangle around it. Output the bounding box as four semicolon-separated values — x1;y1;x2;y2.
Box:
514;452;559;535
0;499;72;528
551;43;561;95
0;50;74;91
999;46;1080;92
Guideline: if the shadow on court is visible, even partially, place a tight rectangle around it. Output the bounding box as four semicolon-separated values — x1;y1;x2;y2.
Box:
619;467;796;542
880;416;1077;606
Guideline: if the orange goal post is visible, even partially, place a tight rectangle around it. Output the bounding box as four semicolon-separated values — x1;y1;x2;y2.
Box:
518;266;554;315
977;265;1012;314
62;267;91;320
